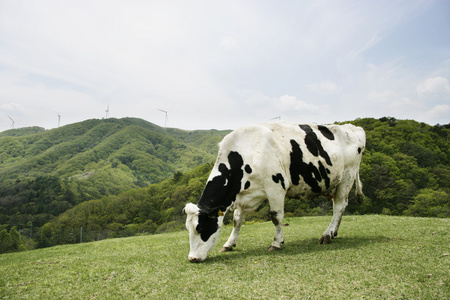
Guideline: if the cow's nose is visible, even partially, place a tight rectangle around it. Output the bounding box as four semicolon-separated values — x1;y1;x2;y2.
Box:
189;257;202;263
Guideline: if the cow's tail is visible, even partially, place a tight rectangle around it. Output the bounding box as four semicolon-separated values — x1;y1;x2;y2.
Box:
355;170;364;204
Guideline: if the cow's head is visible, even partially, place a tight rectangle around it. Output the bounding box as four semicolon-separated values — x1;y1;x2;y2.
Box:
184;203;224;262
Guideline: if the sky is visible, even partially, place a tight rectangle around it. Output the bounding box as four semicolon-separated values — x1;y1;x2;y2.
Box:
1;0;449;132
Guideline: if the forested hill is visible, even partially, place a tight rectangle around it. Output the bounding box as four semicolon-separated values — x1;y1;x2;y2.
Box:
0;118;229;228
0;126;46;138
1;117;449;253
346;117;449;217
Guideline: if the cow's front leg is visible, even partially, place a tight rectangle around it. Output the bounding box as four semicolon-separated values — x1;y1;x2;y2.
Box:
268;210;284;252
220;207;244;252
320;206;344;244
319;181;351;244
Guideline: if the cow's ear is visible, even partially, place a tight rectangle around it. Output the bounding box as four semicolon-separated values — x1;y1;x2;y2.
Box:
184;203;199;215
208;211;221;219
207;209;224;218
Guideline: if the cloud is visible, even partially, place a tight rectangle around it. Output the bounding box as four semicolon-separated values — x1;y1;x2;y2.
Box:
220;36;240;51
240;90;319;113
278;95;320;112
0;79;102;128
236;90;327;124
307;81;341;94
367;90;412;106
417;76;450;99
425;104;450;122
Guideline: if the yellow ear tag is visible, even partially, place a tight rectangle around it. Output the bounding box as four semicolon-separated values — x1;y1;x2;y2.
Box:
218;210;224;216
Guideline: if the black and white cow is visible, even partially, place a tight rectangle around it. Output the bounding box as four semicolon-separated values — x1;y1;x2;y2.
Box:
184;122;365;262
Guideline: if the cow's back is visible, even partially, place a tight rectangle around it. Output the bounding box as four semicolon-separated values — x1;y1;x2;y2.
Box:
202;122;365;212
226;122;363;197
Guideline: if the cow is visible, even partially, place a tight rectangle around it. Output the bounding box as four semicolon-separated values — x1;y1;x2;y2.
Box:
184;122;365;262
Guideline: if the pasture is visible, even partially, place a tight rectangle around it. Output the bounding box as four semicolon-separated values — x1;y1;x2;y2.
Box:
1;215;448;299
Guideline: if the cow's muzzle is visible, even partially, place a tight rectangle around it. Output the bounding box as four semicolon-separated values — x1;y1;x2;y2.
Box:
188;256;203;263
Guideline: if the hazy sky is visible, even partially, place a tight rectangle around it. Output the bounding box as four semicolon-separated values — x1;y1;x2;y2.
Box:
1;0;449;132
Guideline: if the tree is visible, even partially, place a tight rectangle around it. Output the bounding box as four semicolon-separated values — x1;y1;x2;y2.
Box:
404;189;450;218
0;227;27;253
0;229;12;253
36;223;54;248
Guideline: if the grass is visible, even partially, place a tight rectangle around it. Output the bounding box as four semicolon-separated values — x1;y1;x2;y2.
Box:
1;215;449;299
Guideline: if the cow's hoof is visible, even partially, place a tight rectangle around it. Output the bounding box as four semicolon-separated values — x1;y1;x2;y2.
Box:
319;235;332;244
219;246;233;252
267;245;281;252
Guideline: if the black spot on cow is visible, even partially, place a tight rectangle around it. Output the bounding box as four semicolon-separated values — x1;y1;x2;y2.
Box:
244;181;251;190
310;162;322;183
218;163;229;176
289;140;303;186
270;211;279;226
198;151;244;213
299;125;332;166
289;140;323;193
318;161;330;189
272;173;286;190
318;125;335;140
358;147;362;154
196;151;245;240
245;164;252;174
196;213;219;242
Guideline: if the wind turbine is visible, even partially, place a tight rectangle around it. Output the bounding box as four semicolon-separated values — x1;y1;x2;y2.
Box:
158;109;168;128
56;112;61;127
105;104;110;119
8;115;15;129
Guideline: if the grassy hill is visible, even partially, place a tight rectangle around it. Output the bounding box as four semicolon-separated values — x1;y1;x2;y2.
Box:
0;118;226;181
0;118;229;228
0;215;448;299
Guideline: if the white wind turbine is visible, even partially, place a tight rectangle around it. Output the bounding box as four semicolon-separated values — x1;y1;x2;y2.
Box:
8;115;15;129
158;109;168;128
105;104;110;119
56;112;61;127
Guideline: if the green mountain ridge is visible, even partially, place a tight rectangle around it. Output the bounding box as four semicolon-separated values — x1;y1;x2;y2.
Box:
0;118;227;180
0;126;46;138
0;117;230;228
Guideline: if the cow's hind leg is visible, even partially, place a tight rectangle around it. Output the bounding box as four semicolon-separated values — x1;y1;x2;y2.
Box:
319;178;353;244
267;195;285;251
220;207;244;252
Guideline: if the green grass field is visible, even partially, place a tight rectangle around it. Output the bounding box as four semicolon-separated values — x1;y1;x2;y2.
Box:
1;215;448;299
